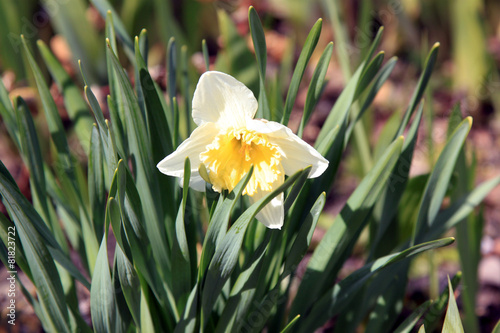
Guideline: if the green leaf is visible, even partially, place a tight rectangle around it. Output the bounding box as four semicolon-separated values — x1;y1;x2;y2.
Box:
90;237;118;333
21;36;77;195
393;300;433;333
298;42;333;137
105;12;128;158
395;43;440;138
198;166;254;280
41;0;105;82
88;125;105;241
413;117;472;243
283;193;325;274
354;51;385;102
422;272;462;332
22;37;98;273
370;103;424;259
202;39;210;71
37;40;94;152
0;162;90;288
0;212;31;279
0;74;19;147
134;36;175;217
243;192;325;333
114;160;178;326
171;158;193;312
14;98;49;224
248;6;270;120
291;136;404;318
215;9;259;96
281;315;301;333
201;167;310;329
115;244;141;327
91;0;134;58
346;56;398;144
297;238;455;332
248;6;266;80
80;62;108;141
0;163;71;332
214;233;271;333
174;284;199;333
281;19;322;126
442;276;464;333
493;319;500;333
106;39;170;281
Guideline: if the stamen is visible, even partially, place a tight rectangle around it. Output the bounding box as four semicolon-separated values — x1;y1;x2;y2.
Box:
200;128;282;195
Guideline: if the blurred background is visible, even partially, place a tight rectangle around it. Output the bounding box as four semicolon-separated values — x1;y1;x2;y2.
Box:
0;0;499;331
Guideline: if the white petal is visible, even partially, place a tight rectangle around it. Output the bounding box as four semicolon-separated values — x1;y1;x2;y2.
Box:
249;190;284;229
247;120;329;178
192;71;257;128
156;122;219;178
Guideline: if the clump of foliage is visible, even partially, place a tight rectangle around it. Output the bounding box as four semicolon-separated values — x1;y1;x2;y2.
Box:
0;4;499;333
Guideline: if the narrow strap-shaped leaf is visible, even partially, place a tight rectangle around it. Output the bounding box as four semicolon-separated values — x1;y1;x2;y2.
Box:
492;319;500;333
201;167;309;329
298;42;333;137
14;98;47;222
297;238;454;332
0;161;90;288
135;36;174;157
115;237;141;327
90;238;118;333
281;19;322;126
442;276;465;333
425;175;500;241
172;158;193;312
23;39;98;270
369;103;424;258
0;76;19;147
105;12;128;157
281;315;301;333
88;125;106;241
90;199;125;333
249;6;270;120
283;193;325;274
413;117;472;243
180;45;192;136
395;43;440;138
134;35;148;127
174;284;199;333
393;300;433;333
114;160;170;295
106;39;170;279
291;136;404;318
0;162;71;332
245;193;326;333
215;9;259;97
202;39;210;71
422;272;461;332
91;0;134;58
198;166;254;280
80;61;109;143
21;36;81;202
353;51;385;103
345;56;398;143
37;40;94;152
0;212;31;280
214;233;271;333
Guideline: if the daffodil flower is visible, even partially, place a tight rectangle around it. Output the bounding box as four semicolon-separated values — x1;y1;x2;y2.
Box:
157;71;328;229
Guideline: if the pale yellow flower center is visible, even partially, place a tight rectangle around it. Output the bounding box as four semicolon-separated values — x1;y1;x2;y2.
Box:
200;128;282;196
